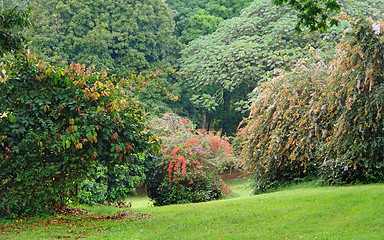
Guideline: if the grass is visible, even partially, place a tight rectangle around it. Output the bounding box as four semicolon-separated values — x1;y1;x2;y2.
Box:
1;178;384;239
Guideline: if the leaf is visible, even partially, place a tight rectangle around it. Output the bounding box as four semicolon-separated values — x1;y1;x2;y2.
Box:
66;139;71;149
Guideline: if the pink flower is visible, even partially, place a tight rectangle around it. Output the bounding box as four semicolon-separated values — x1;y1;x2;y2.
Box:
197;147;203;153
372;23;381;35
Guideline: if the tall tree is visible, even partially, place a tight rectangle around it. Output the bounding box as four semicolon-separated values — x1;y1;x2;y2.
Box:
26;0;183;71
166;0;254;43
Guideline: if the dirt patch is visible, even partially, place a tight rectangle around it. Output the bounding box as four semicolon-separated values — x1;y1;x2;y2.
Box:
219;178;234;195
220;171;247;181
136;182;146;195
0;208;151;234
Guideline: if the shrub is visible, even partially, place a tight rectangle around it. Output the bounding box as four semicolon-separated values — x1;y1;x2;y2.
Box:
242;54;329;191
243;18;384;191
315;18;384;184
0;51;156;218
145;113;240;206
78;155;146;206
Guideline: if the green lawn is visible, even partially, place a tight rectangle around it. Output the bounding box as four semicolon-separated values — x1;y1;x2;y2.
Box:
1;178;384;239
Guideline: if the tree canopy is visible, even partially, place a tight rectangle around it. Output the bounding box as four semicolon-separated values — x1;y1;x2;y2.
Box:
273;0;340;32
166;0;254;43
26;0;183;71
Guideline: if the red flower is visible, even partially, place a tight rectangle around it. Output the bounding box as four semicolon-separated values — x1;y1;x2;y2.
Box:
171;147;178;156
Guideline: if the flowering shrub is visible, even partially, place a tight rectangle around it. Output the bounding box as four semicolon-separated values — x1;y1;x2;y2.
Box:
242;56;328;191
243;18;384;191
0;51;156;218
315;18;384;184
145;113;240;206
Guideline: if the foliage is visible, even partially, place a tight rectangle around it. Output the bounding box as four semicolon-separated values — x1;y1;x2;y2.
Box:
242;54;329;190
316;18;384;184
0;51;156;218
122;68;183;115
26;0;183;70
179;0;310;135
145;113;239;206
78;155;145;206
0;4;32;57
179;0;384;136
242;18;384;191
166;0;254;43
273;0;340;32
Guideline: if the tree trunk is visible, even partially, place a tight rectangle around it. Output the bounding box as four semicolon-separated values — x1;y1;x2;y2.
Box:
222;90;230;135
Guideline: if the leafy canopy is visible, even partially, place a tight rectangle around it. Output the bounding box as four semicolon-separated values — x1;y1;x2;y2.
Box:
273;0;340;32
166;0;254;43
27;0;183;70
179;0;384;135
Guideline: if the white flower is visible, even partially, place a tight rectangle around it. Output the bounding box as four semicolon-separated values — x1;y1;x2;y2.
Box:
372;23;381;35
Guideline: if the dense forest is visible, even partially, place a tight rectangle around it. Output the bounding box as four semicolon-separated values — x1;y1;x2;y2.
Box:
1;0;384;217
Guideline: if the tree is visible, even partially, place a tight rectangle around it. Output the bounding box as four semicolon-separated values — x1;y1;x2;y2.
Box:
179;0;384;136
272;0;340;32
0;5;31;57
179;0;314;135
26;0;183;71
166;0;254;43
0;52;157;218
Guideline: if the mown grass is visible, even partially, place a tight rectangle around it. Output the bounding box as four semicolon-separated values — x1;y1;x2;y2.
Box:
1;178;384;240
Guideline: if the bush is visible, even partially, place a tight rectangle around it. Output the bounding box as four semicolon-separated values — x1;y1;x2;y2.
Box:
315;18;384;184
243;18;384;191
145;113;240;206
242;54;329;191
78;155;146;206
0;51;156;218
